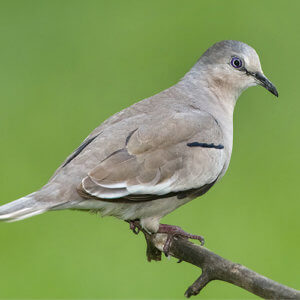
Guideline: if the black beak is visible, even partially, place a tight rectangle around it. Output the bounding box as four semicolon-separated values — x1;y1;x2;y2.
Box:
254;72;278;97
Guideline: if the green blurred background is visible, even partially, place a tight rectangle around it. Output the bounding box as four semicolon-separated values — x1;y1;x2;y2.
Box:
0;0;299;299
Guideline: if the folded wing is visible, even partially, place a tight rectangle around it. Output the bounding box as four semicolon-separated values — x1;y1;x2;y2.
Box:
78;111;225;202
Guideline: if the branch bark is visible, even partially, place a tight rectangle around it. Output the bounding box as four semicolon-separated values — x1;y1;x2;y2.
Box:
142;232;300;299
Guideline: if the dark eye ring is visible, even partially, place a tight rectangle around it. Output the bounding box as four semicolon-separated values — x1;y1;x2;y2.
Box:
230;57;243;69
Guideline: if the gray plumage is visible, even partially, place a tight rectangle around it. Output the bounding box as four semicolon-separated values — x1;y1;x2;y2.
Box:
0;40;278;233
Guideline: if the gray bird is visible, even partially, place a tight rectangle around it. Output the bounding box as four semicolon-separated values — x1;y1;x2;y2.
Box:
0;40;278;250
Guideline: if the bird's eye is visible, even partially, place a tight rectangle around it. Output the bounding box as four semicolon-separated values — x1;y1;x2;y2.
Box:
230;57;243;69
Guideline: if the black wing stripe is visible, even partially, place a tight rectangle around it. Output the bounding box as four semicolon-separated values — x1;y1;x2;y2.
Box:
187;142;224;149
63;134;100;167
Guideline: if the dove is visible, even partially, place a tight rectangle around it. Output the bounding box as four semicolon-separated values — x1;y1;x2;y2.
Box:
0;40;278;252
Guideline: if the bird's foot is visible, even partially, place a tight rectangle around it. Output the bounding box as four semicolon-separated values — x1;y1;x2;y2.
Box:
128;220;141;234
158;224;205;256
127;220;162;261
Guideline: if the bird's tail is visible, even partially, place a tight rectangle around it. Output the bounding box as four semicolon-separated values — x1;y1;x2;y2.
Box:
0;190;63;222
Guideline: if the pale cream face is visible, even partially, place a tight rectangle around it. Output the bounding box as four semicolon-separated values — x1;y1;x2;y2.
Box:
229;46;263;91
197;40;274;97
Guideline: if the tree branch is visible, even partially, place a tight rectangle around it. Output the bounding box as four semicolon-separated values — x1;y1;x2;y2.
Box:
142;231;300;299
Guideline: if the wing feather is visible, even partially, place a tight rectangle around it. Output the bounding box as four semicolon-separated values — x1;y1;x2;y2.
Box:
77;112;225;202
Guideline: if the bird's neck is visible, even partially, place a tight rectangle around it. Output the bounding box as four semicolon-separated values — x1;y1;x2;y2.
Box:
176;67;239;156
177;70;239;121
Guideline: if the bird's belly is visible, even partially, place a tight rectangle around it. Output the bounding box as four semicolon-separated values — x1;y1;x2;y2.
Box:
72;195;192;221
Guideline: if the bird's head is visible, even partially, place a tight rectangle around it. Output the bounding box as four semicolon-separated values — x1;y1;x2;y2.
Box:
195;40;278;99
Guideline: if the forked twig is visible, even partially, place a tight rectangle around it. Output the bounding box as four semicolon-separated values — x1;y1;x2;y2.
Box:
141;231;300;299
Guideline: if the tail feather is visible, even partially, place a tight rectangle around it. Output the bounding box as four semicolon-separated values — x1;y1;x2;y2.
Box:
0;193;50;222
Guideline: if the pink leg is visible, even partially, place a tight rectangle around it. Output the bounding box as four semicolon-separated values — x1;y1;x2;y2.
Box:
158;224;205;255
127;221;204;256
128;220;141;234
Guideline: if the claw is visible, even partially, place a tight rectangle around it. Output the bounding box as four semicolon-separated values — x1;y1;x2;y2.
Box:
158;224;205;255
129;220;141;235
